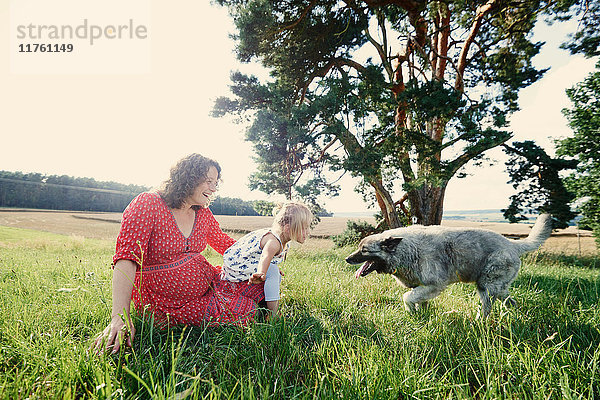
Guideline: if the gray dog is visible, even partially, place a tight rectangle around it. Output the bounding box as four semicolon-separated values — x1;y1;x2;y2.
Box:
346;214;553;318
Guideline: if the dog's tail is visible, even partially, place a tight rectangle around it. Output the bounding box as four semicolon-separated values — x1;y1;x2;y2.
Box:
514;213;553;253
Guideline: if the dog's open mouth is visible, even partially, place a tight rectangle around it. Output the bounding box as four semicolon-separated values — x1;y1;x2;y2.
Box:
355;261;376;279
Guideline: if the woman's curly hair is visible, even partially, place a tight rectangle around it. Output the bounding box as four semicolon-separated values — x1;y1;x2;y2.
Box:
159;154;221;209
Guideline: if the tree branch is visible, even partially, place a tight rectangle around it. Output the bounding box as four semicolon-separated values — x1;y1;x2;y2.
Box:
299;58;367;103
364;17;393;80
277;0;318;34
446;131;511;177
395;193;409;219
300;137;339;168
455;0;501;92
435;3;451;81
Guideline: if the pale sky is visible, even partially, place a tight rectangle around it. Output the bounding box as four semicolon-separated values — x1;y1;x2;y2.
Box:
1;0;597;214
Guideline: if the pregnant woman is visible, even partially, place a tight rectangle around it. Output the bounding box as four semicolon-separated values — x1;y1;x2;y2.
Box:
93;154;264;354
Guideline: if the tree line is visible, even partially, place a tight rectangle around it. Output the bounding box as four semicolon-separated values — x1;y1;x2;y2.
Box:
0;171;333;217
0;171;148;212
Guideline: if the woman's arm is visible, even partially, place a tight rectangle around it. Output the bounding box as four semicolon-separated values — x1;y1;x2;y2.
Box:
93;259;137;354
249;238;280;284
205;211;236;254
93;193;157;354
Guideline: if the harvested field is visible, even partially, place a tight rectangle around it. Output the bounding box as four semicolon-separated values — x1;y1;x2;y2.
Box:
0;209;122;240
0;208;596;255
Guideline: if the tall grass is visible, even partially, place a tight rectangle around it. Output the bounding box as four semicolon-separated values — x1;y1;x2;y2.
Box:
0;226;598;399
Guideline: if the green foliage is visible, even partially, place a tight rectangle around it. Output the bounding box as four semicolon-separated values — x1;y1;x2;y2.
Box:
0;171;266;216
252;200;277;216
332;219;379;247
1;227;599;398
558;62;600;246
558;0;600;57
215;73;342;207
0;170;148;212
209;196;260;216
331;211;409;247
502;141;577;229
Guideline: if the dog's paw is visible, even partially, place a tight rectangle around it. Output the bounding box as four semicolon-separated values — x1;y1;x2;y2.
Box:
403;301;417;313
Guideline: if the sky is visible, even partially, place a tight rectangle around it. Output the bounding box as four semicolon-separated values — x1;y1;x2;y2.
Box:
1;0;598;214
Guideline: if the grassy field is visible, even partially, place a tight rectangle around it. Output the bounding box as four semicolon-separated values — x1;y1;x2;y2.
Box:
0;221;599;399
0;209;597;255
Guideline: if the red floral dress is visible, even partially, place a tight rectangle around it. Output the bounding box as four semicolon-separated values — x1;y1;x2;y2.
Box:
113;192;264;326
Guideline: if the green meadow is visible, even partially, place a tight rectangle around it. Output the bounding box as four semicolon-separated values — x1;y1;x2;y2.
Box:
0;225;599;399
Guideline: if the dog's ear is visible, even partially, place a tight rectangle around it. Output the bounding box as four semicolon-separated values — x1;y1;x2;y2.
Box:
381;237;402;252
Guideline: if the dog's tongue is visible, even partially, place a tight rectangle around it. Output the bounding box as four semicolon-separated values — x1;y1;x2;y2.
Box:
355;262;369;279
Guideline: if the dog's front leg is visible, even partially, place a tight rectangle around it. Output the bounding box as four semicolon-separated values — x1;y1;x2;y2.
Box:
403;290;417;312
403;285;444;312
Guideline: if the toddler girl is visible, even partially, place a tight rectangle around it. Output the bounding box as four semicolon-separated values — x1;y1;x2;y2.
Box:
221;202;313;317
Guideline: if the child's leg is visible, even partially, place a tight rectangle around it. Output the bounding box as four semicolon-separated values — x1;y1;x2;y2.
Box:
263;265;282;317
266;300;279;315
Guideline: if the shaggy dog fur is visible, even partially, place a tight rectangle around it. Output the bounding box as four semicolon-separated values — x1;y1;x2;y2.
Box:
346;214;553;318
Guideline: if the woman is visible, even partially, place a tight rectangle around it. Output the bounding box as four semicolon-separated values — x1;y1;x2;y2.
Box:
93;154;264;354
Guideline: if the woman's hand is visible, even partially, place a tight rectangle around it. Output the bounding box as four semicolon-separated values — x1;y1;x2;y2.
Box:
249;272;266;284
92;314;135;355
92;259;137;355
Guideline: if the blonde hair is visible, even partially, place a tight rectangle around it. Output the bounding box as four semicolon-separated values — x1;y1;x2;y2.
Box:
272;202;313;242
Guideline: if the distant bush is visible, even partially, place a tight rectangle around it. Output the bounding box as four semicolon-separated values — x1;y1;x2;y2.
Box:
253;200;277;216
332;220;379;247
209;196;260;216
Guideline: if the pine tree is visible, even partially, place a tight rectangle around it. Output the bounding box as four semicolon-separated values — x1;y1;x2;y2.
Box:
214;0;588;226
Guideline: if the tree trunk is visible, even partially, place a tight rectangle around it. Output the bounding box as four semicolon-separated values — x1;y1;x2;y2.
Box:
370;179;402;229
407;183;447;225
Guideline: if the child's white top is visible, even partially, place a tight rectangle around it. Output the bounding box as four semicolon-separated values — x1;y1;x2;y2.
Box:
221;228;288;282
